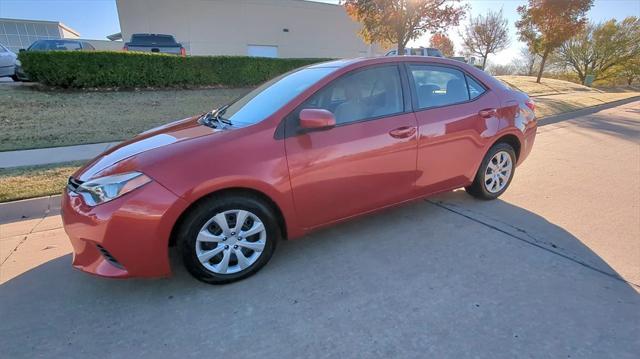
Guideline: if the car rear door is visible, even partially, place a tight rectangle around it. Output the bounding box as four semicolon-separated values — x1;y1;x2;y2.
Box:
284;64;418;229
406;63;501;194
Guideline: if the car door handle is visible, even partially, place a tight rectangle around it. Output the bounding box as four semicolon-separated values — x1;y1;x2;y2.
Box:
478;108;497;118
389;126;417;139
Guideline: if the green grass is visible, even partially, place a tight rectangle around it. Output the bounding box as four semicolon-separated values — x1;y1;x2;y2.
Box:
0;85;249;151
0;161;84;202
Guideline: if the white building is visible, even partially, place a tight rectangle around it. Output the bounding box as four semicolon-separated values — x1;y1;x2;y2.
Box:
0;17;123;52
0;18;80;53
115;0;380;58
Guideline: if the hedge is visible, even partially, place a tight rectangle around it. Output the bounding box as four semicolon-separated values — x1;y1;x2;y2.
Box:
18;51;332;89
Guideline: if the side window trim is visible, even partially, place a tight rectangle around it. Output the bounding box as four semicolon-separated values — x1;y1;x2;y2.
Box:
405;62;490;111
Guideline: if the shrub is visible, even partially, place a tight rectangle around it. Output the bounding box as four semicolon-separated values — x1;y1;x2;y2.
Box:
19;51;332;89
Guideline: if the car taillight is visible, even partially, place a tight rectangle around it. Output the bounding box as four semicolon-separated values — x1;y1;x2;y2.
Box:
180;47;186;57
525;99;535;112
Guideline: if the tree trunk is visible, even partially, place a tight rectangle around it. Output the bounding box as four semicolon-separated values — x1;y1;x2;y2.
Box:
481;54;488;70
536;49;549;84
528;57;536;76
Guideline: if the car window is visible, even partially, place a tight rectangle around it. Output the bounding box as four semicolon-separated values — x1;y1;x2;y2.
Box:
466;75;486;99
300;65;404;125
0;44;7;53
426;49;443;57
223;66;337;127
130;34;178;46
409;65;471;109
29;40;82;51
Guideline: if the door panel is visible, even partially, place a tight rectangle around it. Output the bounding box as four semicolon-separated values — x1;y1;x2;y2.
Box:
407;64;502;194
285;113;418;228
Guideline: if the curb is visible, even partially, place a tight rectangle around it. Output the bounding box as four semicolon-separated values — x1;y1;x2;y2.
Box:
0;195;62;224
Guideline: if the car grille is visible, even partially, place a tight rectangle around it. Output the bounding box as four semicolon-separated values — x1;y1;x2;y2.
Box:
96;244;125;270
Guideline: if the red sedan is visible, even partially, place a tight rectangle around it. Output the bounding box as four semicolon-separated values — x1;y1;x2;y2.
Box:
61;56;537;284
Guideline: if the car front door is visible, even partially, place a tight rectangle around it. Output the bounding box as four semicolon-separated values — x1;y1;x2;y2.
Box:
407;63;501;194
284;64;418;229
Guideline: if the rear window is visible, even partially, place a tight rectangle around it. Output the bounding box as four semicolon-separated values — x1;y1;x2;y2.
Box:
130;34;178;46
28;40;82;51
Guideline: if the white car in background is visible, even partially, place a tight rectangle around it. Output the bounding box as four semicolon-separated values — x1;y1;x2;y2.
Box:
385;47;444;57
0;43;18;80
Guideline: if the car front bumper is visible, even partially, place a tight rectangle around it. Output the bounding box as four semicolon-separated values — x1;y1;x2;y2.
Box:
61;180;189;278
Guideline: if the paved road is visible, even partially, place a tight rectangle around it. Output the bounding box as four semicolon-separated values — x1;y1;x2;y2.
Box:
1;102;639;358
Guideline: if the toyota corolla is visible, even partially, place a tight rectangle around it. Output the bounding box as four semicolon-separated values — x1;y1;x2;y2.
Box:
61;56;537;284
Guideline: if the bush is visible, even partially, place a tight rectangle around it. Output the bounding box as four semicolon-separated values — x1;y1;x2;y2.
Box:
19;51;332;89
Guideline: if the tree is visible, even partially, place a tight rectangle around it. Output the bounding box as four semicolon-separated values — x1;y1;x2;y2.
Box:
619;57;640;86
343;0;467;54
429;33;454;57
514;47;539;76
460;9;510;70
557;17;640;84
488;63;517;76
516;0;593;83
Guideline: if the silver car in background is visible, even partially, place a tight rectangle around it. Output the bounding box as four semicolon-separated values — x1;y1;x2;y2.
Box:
0;43;18;80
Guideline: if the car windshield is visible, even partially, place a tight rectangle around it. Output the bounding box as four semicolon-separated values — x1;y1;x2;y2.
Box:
222;66;337;127
28;40;81;51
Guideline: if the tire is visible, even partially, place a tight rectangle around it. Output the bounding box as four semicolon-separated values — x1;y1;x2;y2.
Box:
465;142;516;200
10;75;20;82
177;193;279;284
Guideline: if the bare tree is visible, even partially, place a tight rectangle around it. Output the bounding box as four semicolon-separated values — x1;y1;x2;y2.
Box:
515;47;539;76
460;9;510;70
488;63;517;76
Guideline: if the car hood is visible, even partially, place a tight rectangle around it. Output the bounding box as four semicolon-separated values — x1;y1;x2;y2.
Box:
76;115;219;181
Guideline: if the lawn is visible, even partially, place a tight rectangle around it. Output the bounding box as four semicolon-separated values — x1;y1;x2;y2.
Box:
496;75;598;96
0;85;249;151
1;78;638;153
0;161;84;202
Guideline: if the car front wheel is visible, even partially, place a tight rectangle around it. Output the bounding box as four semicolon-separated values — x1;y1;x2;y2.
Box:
177;193;278;284
465;142;516;200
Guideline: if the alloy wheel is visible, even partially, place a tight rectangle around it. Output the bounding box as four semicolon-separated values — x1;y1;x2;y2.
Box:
484;150;513;193
195;209;266;274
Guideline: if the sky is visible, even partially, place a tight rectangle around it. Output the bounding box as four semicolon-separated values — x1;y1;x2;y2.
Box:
0;0;638;65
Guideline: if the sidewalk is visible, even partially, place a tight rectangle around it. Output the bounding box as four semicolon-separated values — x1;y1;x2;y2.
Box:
0;141;119;168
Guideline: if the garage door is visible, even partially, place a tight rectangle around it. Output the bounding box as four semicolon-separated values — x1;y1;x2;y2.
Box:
247;45;278;58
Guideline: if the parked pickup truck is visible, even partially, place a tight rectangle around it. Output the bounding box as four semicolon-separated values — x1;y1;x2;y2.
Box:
123;34;186;56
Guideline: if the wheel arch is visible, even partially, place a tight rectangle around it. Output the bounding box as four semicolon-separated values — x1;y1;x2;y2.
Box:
491;133;522;161
168;187;288;247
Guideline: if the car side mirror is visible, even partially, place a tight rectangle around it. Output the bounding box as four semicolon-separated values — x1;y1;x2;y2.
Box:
299;109;336;132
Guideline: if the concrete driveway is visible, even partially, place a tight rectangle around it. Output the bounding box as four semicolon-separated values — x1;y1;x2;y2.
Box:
1;101;639;358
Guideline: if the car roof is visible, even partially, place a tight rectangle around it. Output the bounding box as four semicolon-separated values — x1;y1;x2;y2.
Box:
311;56;472;70
309;56;506;91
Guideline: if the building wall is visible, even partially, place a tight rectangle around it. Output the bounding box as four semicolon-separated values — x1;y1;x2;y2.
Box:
116;0;378;58
0;18;70;53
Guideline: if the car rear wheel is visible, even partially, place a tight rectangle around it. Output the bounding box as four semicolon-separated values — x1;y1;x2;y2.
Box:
465;142;516;200
177;194;278;284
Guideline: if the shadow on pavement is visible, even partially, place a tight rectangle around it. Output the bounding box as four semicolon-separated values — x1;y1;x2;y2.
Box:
1;195;639;358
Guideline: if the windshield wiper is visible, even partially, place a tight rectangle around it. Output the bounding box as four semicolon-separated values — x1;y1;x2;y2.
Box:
201;104;232;128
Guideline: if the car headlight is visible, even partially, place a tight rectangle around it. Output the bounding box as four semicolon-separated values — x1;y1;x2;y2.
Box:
75;172;152;206
15;59;21;66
